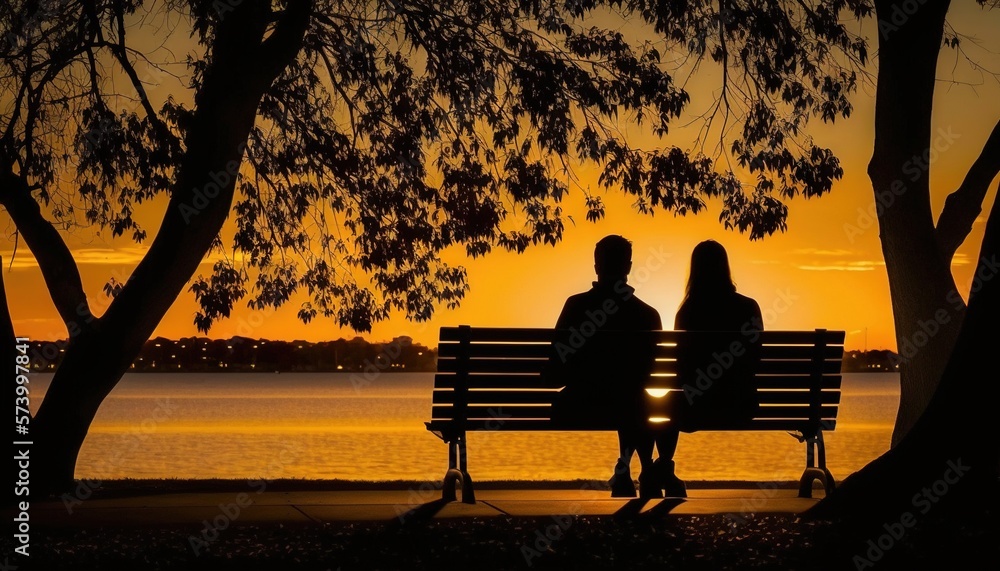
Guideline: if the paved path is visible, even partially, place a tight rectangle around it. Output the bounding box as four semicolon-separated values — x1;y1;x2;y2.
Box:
21;488;823;528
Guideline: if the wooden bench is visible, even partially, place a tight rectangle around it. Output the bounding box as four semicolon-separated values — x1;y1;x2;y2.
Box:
426;326;845;503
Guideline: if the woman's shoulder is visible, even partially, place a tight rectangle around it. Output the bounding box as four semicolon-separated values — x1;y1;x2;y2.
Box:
732;292;762;314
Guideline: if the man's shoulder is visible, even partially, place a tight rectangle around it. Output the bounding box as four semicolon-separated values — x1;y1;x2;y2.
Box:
626;293;662;326
629;294;660;315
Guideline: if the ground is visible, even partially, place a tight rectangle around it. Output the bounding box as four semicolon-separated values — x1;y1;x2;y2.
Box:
3;480;995;570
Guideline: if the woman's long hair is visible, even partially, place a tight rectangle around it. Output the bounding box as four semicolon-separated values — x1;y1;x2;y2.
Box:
682;240;737;302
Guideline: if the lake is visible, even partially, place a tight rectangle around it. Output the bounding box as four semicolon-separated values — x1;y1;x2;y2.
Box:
28;372;899;483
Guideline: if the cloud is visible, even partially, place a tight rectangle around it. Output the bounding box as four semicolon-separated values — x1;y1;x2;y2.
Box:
797;260;885;272
792;248;856;256
0;256;40;269
1;247;150;268
952;253;972;266
1;246;231;269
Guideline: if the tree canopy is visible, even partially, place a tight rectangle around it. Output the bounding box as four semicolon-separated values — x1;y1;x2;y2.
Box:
2;0;870;335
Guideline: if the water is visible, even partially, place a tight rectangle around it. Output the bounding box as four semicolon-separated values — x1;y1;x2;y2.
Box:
28;372;899;483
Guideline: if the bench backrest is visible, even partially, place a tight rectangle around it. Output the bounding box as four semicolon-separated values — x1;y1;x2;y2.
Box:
430;327;845;434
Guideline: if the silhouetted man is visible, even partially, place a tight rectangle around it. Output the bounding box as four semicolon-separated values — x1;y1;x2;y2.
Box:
547;235;665;497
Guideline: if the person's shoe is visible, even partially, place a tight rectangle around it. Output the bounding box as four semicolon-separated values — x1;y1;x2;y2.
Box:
655;459;688;498
638;469;664;499
609;459;636;497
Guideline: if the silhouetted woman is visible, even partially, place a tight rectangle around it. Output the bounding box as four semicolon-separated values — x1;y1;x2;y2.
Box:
675;240;762;335
661;240;764;495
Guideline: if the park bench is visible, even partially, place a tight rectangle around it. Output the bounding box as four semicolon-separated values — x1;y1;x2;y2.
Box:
425;326;845;504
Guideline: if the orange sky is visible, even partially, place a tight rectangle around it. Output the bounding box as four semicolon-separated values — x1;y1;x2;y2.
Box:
3;5;997;351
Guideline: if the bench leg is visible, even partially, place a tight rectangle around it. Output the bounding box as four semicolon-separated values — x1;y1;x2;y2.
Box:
798;431;836;498
441;433;476;504
799;468;834;498
458;434;476;504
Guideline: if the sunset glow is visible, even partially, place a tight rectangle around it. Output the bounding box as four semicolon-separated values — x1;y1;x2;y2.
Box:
2;6;996;354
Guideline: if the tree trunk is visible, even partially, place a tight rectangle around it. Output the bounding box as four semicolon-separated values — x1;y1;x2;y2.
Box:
29;0;312;496
805;1;1000;564
865;0;963;446
31;332;133;493
805;179;1000;567
3;258;22;508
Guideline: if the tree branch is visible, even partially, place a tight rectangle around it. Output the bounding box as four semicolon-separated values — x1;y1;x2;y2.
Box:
936;118;1000;263
103;41;172;139
251;0;313;90
0;171;95;331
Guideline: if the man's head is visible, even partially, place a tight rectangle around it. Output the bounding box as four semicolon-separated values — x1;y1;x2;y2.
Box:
594;235;632;282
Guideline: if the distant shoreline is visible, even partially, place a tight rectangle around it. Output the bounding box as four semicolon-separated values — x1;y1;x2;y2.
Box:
24;337;897;373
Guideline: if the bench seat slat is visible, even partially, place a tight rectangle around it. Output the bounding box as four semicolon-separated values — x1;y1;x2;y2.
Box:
433;373;843;390
436;358;548;374
431;404;837;420
432;404;553;419
438;343;845;360
425;419;838;432
648;375;844;390
756;391;841;405
432;389;562;405
436;357;843;375
746;375;842;389
649;360;843;375
438;343;554;359
753;345;844;359
431;389;841;406
440;327;846;345
434;373;557;389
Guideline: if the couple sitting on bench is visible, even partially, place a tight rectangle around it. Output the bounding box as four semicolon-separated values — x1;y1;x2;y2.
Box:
547;235;763;499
